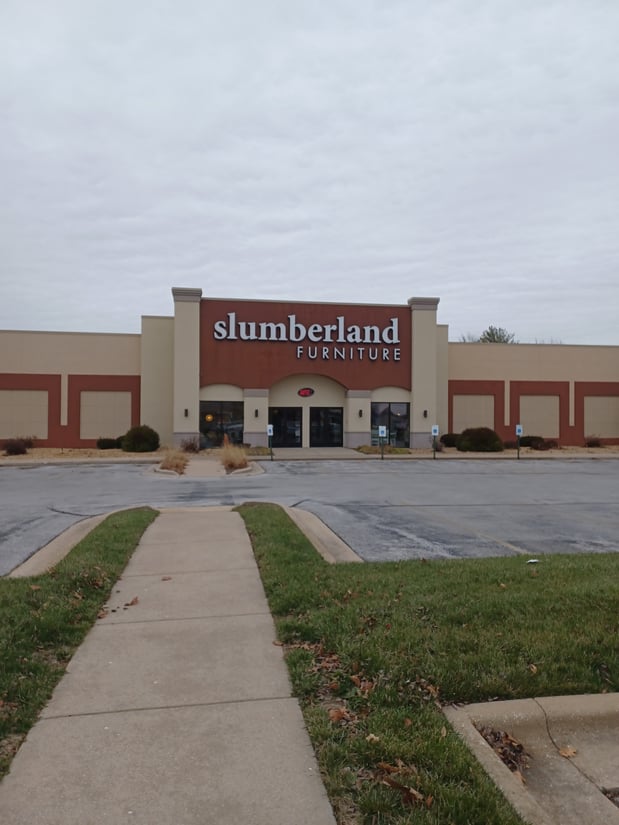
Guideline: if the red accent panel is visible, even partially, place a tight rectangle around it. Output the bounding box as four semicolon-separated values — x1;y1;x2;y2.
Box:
68;375;141;447
0;373;62;447
199;299;411;390
575;381;619;445
509;381;572;443
448;380;505;436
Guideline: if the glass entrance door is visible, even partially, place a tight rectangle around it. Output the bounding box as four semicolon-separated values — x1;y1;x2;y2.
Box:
310;407;343;447
269;407;302;447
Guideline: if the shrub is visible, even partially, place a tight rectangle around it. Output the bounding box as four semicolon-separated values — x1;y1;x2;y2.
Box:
503;440;518;450
520;435;545;449
440;432;459;448
3;438;28;456
96;437;123;450
540;439;559;450
457;427;504;452
121;425;160;453
585;436;602;448
220;434;248;472
181;437;200;453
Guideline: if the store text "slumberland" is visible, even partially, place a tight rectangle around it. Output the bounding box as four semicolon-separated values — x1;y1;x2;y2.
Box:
213;313;400;344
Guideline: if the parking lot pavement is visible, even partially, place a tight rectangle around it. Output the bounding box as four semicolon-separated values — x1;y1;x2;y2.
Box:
1;459;618;574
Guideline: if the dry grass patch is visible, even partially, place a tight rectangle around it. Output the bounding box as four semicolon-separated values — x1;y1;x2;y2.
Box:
220;436;249;472
159;449;189;474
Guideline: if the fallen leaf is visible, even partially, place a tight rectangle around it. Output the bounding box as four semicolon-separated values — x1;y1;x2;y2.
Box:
329;707;350;723
559;746;577;759
377;762;400;774
513;770;526;785
382;776;424;806
97;608;109;619
29;585;41;591
499;582;507;590
366;733;380;743
404;718;412;728
528;663;538;674
125;596;139;606
440;726;447;738
161;576;172;581
272;640;283;646
425;795;434;808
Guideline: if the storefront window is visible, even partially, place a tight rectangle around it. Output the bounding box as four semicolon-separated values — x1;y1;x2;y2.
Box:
371;402;410;447
200;401;244;447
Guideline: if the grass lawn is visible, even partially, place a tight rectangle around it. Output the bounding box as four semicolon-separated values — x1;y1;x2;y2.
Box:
0;507;157;778
239;503;619;825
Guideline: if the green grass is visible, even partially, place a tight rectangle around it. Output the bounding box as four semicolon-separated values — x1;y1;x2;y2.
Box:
0;507;157;777
239;502;619;825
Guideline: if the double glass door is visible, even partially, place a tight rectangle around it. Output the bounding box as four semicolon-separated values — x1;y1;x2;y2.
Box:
310;407;343;447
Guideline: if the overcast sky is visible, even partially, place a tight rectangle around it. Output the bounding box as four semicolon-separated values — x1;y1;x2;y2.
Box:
1;1;618;344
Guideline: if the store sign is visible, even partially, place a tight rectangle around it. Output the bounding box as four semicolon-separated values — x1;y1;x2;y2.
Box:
298;387;314;397
212;312;401;362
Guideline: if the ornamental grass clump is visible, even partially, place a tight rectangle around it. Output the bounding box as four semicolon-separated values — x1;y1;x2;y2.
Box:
159;449;189;474
220;434;248;472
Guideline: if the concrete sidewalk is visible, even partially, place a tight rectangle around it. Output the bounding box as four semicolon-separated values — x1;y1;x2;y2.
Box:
0;507;336;825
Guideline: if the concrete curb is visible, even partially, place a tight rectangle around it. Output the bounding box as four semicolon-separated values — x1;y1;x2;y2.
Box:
284;507;363;564
8;513;114;578
445;694;619;825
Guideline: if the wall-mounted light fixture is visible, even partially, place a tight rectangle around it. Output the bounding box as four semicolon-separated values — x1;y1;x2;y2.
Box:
423;409;428;418
254;408;259;418
184;408;188;418
358;409;363;418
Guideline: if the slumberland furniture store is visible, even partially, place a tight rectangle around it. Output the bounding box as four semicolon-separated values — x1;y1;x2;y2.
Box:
1;287;618;450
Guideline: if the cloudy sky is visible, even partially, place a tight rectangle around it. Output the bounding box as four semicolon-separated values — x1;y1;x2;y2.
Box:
1;1;618;343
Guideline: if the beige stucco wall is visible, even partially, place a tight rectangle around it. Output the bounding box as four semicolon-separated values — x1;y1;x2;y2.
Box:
200;384;243;401
79;391;132;440
436;325;449;434
0;390;48;439
449;342;619;382
140;316;174;446
410;300;440;446
584;397;619;437
172;289;201;442
452;394;495;432
0;330;140;374
519;395;560;438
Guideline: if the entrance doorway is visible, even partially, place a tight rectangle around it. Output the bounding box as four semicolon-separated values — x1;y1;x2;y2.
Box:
269;407;302;447
310;407;343;447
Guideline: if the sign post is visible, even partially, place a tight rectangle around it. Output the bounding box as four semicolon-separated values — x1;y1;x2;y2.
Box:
515;424;523;460
378;425;387;460
267;424;274;461
431;425;440;459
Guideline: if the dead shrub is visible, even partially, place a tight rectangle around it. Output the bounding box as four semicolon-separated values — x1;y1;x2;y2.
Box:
181;436;200;453
220;435;248;472
159;449;189;474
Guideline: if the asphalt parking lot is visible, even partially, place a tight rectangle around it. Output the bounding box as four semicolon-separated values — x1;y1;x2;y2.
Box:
1;459;618;574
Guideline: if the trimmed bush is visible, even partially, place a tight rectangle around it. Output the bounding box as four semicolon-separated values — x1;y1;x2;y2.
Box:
439;432;459;448
96;437;123;450
121;425;160;453
585;436;602;448
457;427;503;452
520;435;544;449
503;440;518;450
3;438;28;456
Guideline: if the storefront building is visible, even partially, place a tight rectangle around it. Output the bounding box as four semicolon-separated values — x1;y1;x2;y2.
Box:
1;287;618;449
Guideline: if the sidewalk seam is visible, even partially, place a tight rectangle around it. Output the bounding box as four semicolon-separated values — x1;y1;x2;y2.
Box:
41;694;297;720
